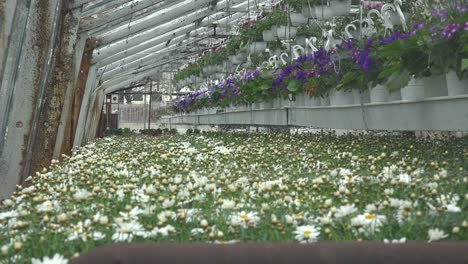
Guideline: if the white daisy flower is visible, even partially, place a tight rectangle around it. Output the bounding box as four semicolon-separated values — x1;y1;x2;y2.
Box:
293;225;321;243
384;237;406;243
334;204;358;218
428;228;448;242
230;211;260;228
31;253;68;264
221;199;236;210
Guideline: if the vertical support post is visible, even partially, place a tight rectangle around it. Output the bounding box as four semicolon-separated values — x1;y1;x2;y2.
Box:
106;95;110;130
148;81;153;129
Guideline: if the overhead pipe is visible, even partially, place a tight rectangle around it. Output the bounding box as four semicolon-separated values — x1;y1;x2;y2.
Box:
97;26;232;80
92;0;253;62
80;0;180;32
86;1;180;37
95;0;215;46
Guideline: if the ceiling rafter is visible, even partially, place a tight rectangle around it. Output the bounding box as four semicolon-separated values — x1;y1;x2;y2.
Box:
79;0;181;32
78;0;274;95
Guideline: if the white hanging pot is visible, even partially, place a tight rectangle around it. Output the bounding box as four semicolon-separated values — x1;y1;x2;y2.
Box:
280;97;292;107
352;89;370;104
273;97;282;108
262;30;275;42
320;95;330;106
401;78;425;101
208;65;217;74
389;12;409;26
229;55;240;64
252;102;261;110
290;12;308;26
293;93;306;107
295;36;306;46
305;95;321;106
329;0;352;17
423;74;447;98
249;42;267;54
302;6;316;18
369;84;390;103
270;26;278;38
314;5;335;20
329;90;354;106
259;100;273;109
446;70;468;96
235;52;247;60
277;26;297;40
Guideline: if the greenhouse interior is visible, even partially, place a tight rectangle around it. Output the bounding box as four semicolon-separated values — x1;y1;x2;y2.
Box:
0;0;468;263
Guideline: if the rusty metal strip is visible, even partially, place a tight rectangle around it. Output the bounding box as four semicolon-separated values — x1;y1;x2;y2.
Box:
21;0;63;184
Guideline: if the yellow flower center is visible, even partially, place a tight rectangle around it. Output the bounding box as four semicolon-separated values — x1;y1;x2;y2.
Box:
240;214;248;219
303;230;312;238
294;213;302;219
364;213;375;220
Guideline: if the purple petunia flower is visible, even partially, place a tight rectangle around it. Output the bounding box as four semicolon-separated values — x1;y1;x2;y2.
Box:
441;23;460;39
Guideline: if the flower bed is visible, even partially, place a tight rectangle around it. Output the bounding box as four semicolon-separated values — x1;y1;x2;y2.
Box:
1;133;467;262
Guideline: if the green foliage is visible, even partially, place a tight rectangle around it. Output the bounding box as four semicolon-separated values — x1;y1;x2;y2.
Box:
140;129;163;136
251;53;270;67
103;128;135;137
287;79;301;93
174;64;201;82
239;74;274;103
297;23;322;37
283;0;318;12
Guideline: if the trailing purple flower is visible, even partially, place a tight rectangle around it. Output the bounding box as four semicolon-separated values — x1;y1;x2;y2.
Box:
441;23;460;39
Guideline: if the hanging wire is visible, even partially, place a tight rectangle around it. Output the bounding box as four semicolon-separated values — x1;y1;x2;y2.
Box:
358;0;369;131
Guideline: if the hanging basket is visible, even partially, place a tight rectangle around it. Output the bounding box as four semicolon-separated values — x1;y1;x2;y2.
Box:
314;5;335;20
389;12;410;26
277;26;297;40
290;12;308;26
270;26;278;38
446;70;468;96
302;6;316;18
295;36;306;46
329;89;354;106
329;0;351;17
263;30;275;42
249;42;267;54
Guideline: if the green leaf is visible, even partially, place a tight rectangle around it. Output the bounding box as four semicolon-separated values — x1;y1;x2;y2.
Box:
462;59;468;72
378;62;400;80
287;79;301;93
385;69;411;92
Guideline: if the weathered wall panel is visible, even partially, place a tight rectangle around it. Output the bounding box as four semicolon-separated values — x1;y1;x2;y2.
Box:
28;1;82;174
0;0;61;199
0;0;17;76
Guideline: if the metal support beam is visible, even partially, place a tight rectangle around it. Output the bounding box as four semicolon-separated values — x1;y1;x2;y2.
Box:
95;0;214;46
0;0;17;76
96;28;233;81
0;0;62;199
95;27;195;68
86;1;179;36
73;65;98;148
92;0;255;64
53;34;94;159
